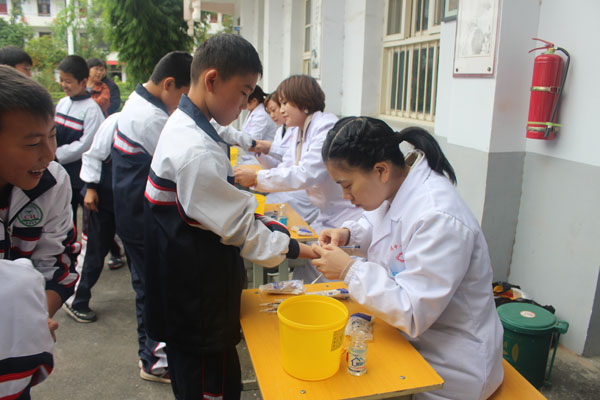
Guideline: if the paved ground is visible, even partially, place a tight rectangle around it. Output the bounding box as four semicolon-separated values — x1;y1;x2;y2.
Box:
31;259;599;399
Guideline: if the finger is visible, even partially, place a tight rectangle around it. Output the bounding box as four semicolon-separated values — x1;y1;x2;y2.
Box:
311;258;323;267
311;244;325;256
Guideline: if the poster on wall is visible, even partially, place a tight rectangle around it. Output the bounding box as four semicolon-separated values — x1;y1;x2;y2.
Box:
453;0;499;77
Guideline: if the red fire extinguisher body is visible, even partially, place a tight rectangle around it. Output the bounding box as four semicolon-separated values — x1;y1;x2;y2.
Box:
527;52;563;140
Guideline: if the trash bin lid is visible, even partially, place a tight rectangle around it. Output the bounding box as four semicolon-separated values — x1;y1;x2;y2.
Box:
497;302;557;335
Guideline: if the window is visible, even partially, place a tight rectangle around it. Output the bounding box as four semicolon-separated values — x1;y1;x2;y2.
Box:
302;0;311;75
38;0;51;16
0;0;7;15
381;0;442;122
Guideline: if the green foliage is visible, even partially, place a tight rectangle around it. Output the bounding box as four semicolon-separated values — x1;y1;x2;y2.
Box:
25;35;67;92
0;3;33;48
101;0;192;84
52;0;108;60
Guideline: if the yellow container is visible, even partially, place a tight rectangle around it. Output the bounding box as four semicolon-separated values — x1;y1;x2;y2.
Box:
230;146;238;167
277;295;348;381
254;194;266;215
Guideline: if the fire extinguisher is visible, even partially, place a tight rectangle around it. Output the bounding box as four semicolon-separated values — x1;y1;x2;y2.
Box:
526;38;570;140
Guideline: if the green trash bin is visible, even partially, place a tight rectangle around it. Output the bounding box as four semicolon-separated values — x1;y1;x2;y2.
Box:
497;302;568;388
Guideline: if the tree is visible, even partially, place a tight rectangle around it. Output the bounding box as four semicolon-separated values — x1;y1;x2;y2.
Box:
52;0;108;60
0;1;32;47
101;0;192;84
25;35;67;92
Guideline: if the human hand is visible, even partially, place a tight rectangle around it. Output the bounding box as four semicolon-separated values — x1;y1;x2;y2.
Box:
311;244;353;280
298;242;320;259
83;188;99;212
234;167;257;187
318;228;350;247
249;140;272;155
48;318;59;342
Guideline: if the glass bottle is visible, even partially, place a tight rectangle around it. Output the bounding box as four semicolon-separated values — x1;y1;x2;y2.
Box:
278;204;288;226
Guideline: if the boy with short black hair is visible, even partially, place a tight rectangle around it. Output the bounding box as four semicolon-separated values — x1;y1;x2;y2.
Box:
55;55;105;224
112;50;192;383
144;33;315;399
0;65;79;326
0;45;33;77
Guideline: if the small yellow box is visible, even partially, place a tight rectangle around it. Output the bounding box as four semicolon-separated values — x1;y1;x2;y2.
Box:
230;146;238;167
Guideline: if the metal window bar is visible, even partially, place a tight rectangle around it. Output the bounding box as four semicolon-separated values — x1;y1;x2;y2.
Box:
384;39;439;121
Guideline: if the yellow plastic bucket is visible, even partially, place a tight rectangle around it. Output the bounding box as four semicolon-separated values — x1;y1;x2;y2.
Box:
277;295;348;381
254;193;265;215
230;146;238;167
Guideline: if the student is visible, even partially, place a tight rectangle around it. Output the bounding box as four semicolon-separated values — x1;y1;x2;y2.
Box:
235;75;361;282
112;51;192;384
0;45;32;77
213;84;277;166
55;55;105;225
144;33;317;400
87;58;111;116
312;117;504;400
0;259;55;399
252;92;318;224
63;113;120;323
0;65;79;325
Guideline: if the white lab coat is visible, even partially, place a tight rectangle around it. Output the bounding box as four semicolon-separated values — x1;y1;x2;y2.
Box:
342;151;504;400
255;111;361;232
259;126;319;224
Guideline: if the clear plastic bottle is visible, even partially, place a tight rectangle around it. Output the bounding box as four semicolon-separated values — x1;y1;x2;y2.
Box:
347;331;367;376
278;204;288;226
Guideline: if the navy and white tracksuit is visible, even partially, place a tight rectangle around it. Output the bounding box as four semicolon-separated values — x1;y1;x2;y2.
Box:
67;113;120;311
144;95;292;399
0;162;79;302
0;259;55;399
111;84;168;374
55;94;105;221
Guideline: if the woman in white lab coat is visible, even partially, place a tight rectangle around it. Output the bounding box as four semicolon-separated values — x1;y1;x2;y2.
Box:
235;76;361;282
253;92;319;224
312;117;504;400
232;85;278;165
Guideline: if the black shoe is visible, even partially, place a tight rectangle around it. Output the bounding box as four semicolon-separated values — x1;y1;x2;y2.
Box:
62;303;97;323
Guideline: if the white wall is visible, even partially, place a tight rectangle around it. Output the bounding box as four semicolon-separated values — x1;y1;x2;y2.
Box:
525;0;600;167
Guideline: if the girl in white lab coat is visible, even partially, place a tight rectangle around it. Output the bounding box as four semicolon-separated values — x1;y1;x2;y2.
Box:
234;85;278;165
254;92;319;224
235;76;361;282
312;117;504;400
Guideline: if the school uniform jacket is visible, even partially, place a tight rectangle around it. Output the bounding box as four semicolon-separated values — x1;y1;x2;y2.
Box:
0;162;79;302
80;113;120;212
144;94;291;351
254;111;362;231
0;259;54;398
112;84;169;244
55;94;105;191
342;152;504;400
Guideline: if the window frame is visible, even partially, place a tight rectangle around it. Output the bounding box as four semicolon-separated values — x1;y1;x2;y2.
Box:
37;0;52;16
302;0;312;75
380;0;443;124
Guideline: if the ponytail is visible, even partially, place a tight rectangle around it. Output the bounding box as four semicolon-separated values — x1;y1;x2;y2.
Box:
248;85;267;104
323;116;457;185
397;127;456;184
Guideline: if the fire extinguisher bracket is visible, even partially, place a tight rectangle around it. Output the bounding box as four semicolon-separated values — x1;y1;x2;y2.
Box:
531;86;560;93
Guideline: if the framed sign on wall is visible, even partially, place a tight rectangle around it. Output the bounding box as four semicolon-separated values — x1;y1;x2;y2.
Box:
453;0;499;77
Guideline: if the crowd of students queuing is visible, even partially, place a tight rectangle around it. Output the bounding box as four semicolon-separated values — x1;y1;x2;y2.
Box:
0;34;503;400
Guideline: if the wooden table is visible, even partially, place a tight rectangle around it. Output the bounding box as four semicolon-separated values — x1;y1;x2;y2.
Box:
252;203;318;287
240;281;444;399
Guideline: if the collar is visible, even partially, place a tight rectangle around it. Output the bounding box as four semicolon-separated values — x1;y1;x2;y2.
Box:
178;94;226;145
70;93;91;101
389;150;428;220
301;113;313;136
136;83;169;114
9;168;57;223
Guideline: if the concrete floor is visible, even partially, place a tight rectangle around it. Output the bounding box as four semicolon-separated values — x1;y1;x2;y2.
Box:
31;259;599;399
